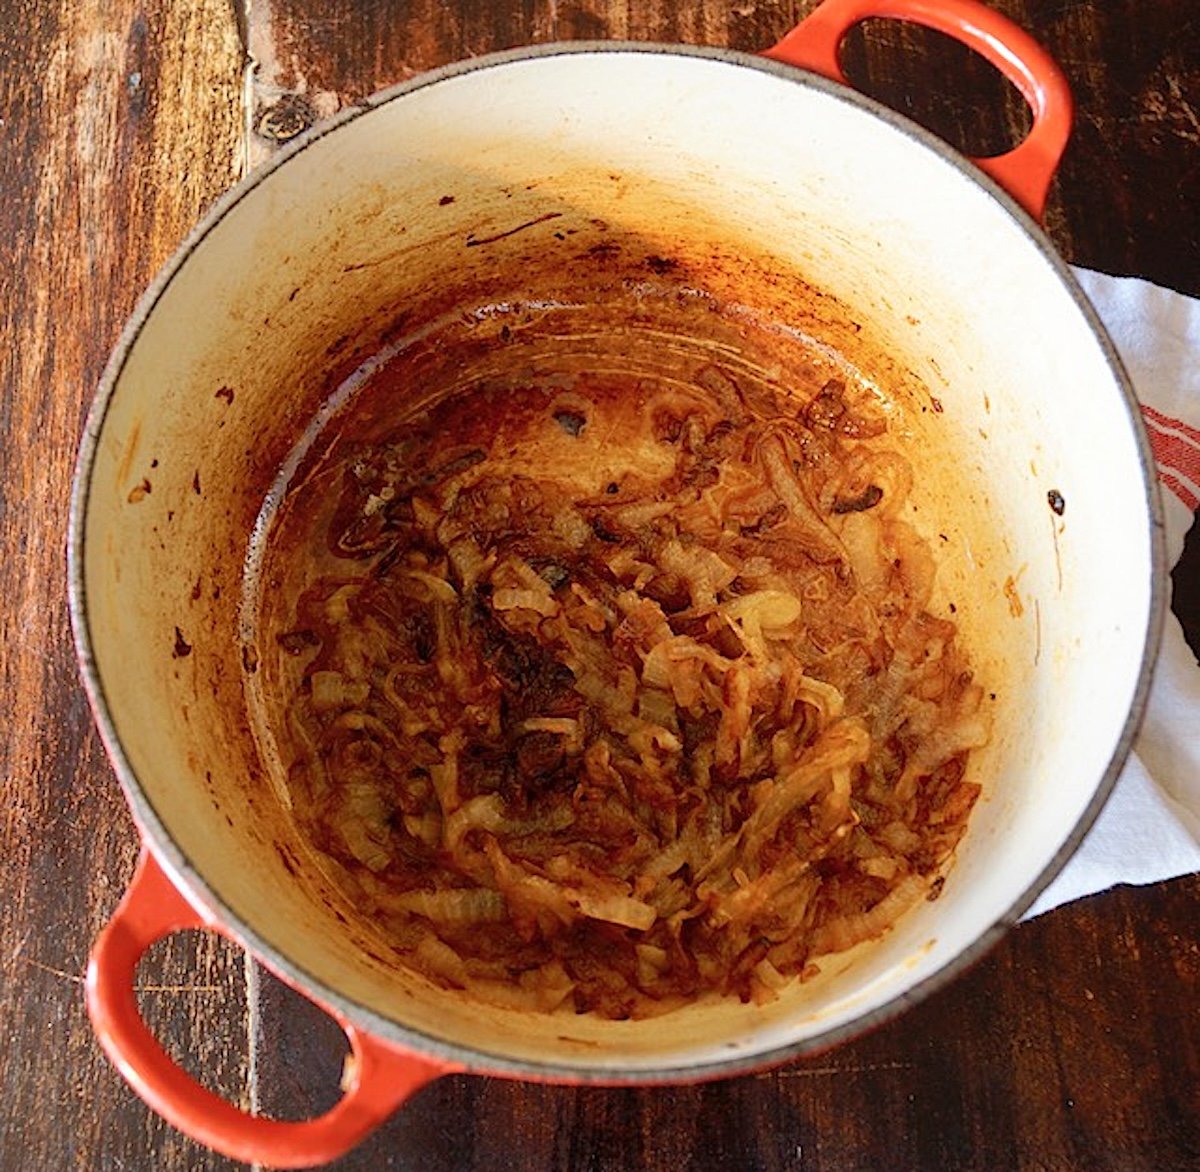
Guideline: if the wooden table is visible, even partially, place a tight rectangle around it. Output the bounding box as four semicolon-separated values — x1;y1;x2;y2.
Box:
3;2;1197;1168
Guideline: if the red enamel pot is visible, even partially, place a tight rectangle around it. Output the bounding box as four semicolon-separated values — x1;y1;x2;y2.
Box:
70;1;1163;1165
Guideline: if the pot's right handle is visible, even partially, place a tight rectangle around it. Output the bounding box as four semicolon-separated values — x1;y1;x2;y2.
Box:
87;848;454;1169
762;0;1072;222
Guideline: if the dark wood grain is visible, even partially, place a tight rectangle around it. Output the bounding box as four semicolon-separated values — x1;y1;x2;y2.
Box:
0;2;248;1167
1;1;1197;1169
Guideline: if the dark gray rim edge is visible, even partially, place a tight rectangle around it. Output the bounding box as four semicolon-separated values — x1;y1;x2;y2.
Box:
67;39;1169;1085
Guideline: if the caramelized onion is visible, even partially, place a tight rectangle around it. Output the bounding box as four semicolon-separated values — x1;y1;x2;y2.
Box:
268;364;989;1017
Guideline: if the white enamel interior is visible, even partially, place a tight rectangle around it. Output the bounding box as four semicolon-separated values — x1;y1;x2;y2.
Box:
74;47;1159;1077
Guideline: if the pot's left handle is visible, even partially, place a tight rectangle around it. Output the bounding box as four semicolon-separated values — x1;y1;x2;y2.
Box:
87;848;453;1169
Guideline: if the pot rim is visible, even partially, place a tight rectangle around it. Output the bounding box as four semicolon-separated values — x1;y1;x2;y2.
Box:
68;38;1168;1082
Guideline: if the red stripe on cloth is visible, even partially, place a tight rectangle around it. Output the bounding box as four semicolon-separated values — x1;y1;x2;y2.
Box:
1143;417;1200;485
1139;411;1200;507
1142;403;1200;448
1161;470;1200;511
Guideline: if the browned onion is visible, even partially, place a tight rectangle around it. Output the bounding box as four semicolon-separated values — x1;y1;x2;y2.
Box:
268;365;989;1018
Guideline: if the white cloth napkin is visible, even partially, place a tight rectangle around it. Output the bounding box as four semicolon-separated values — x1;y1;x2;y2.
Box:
1025;268;1200;918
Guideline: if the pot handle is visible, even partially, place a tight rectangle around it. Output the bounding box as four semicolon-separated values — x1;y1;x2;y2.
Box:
86;848;453;1168
762;0;1072;221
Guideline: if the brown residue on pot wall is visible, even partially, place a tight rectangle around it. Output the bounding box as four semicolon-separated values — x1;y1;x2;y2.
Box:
1003;571;1026;618
127;477;151;503
465;211;563;248
114;419;141;488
